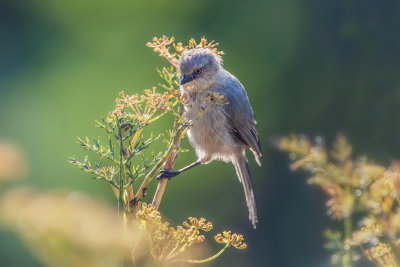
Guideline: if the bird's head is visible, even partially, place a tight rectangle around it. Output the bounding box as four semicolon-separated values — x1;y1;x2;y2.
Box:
178;48;222;91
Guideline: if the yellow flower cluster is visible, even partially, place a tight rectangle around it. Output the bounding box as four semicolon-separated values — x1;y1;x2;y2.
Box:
147;35;224;68
186;217;213;232
146;36;179;67
215;231;247;249
174;36;225;58
364;242;397;267
133;203;246;263
346;224;383;246
133;202;212;262
110;89;176;125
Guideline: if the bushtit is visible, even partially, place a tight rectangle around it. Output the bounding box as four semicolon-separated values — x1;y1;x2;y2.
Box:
158;48;262;229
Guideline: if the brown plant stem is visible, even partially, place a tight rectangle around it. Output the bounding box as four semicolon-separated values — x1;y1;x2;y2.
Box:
152;103;184;209
152;152;177;209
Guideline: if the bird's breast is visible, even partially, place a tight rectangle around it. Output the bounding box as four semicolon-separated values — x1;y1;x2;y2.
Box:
183;92;239;162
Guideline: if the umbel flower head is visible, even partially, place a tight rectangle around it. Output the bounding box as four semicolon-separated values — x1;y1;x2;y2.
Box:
133;202;211;261
147;35;224;67
133;203;246;264
345;224;383;246
111;88;176;125
215;231;247;249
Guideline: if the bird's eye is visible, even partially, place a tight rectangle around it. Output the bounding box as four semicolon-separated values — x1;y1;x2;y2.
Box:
195;69;202;75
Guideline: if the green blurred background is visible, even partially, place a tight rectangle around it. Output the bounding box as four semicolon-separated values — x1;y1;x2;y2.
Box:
1;0;400;266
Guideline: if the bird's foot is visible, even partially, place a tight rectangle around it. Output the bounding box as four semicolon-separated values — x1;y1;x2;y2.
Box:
157;169;180;180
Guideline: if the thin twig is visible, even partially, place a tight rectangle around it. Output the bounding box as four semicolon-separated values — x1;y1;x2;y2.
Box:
174;244;230;264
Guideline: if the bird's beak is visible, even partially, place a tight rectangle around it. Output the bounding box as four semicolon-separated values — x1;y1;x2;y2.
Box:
180;75;192;85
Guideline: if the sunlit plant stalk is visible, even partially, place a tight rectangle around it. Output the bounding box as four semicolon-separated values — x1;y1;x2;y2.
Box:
152;101;183;209
183;244;229;264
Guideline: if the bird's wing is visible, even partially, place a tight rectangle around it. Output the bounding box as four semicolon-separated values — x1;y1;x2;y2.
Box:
218;72;262;165
231;121;262;165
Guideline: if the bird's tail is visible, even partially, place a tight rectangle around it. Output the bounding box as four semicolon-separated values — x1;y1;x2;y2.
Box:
233;152;258;229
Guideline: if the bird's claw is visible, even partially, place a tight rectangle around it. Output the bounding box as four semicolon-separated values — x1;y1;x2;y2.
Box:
157;169;180;180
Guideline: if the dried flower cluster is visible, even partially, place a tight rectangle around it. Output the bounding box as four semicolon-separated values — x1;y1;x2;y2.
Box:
131;203;246;264
215;231;247;249
147;35;224;67
111;88;177;125
277;134;400;267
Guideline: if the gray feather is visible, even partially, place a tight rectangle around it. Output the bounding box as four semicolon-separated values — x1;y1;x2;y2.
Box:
233;152;258;229
216;70;263;165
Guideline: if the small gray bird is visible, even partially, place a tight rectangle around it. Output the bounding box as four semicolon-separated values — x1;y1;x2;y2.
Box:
158;48;262;228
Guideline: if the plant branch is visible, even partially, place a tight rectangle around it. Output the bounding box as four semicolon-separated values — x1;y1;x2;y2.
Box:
152;102;184;209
